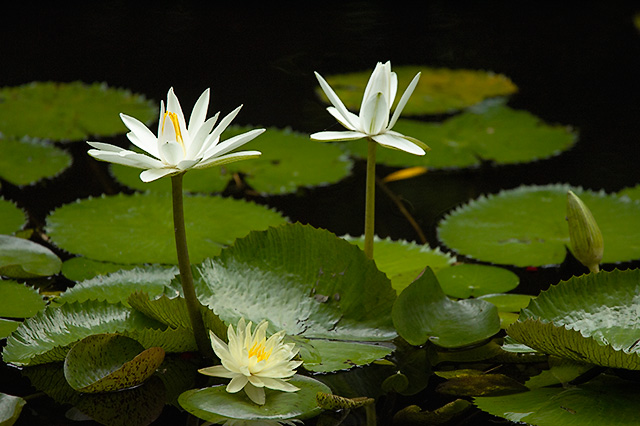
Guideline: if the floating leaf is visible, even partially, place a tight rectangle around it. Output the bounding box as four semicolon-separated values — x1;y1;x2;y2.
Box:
317;66;517;115
64;334;164;393
435;263;519;299
303;340;393;373
2;300;194;366
60;257;150;282
507;269;640;370
0;319;21;339
617;183;640;201
0;82;156;141
341;102;576;169
179;375;330;422
46;192;287;264
0;136;72;186
478;293;533;313
474;374;640;426
0;199;25;235
0;392;26;426
437;184;640;267
0;235;62;278
111;126;353;195
193;223;396;342
343;235;454;293
55;265;178;306
392;268;500;348
0;280;45;318
435;372;528;396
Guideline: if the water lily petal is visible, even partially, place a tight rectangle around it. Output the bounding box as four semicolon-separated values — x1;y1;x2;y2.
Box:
166;87;188;135
310;130;366;142
326;107;359;131
360;92;389;134
139;168;177;182
200;105;244;153
188;112;219;159
244;383;266;405
86;141;125;152
158;140;184;165
198;365;237;379
202;128;265;160
188;88;210;135
361;61;388;112
87;149;164;169
260;377;300;392
314;72;359;130
119;113;160;158
195;150;261;170
388;72;421;129
227;375;249;393
372;132;426;155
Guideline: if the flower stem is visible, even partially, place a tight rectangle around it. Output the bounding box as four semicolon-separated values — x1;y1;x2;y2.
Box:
171;173;214;360
363;139;377;259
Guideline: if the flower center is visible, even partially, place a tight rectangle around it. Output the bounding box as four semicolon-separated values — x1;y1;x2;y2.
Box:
248;340;272;362
162;111;185;153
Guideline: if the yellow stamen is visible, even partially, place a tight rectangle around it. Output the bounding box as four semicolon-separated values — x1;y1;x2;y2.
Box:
248;340;272;362
162;111;185;153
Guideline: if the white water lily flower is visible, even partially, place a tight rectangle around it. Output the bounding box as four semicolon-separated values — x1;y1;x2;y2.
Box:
87;87;265;182
199;318;303;405
311;61;428;156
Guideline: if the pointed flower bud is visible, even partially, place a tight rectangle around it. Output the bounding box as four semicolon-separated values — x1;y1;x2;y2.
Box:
566;190;604;273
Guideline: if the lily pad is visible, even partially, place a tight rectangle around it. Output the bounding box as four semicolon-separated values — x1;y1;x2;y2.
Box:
55;265;178;306
64;334;165;393
60;257;152;282
0;392;26;426
618;184;640;201
0;199;26;235
0;280;46;318
437;184;640;267
343;235;454;293
0;81;156;141
317;66;517;115
0;136;72;186
302;340;393;373
474;374;640;426
45;192;287;264
2;300;195;366
179;375;330;422
507;268;640;370
111;126;353;195
0;319;21;339
193;222;397;341
392;267;501;348
435;263;520;299
0;234;62;278
342;102;576;169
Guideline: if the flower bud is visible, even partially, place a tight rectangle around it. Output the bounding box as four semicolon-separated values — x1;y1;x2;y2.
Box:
566;190;603;273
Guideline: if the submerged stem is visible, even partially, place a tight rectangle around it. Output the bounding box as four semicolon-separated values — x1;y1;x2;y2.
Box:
363;139;377;259
171;173;214;359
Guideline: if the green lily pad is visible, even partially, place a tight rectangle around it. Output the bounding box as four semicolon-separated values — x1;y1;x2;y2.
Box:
0;392;26;426
0;136;72;186
303;340;393;373
392;267;501;348
435;263;520;299
0;199;26;235
2;300;195;366
437;184;640;267
179;375;330;422
0;319;21;339
60;257;150;282
474;374;640;426
618;184;640;201
55;265;178;306
0;82;156;141
341;101;576;169
111;126;353;195
318;66;518;115
64;333;165;393
0;280;46;318
192;223;397;342
45;192;287;264
478;293;533;313
507;268;640;370
0;234;62;278
343;235;454;293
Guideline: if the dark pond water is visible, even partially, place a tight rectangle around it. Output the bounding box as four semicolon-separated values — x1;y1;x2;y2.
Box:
1;1;639;425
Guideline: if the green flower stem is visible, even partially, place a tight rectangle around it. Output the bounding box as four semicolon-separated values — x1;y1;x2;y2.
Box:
171;173;214;360
363;138;377;259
